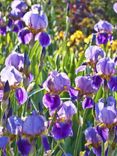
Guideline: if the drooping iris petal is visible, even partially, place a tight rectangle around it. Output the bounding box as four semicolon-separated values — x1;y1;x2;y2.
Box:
13;20;25;33
0;136;9;148
92;75;102;90
96;126;109;142
42;93;60;111
6;116;23;135
68;87;79;101
15;87;28;105
96;33;108;44
23;113;45;135
57;101;77;119
41;135;50;152
0;26;6;36
17;138;32;156
18;28;33;44
35;32;51;47
82;97;94;109
85;45;105;62
0;66;22;86
5;52;24;70
92;146;101;156
51;121;73;140
113;3;117;13
108;76;117;91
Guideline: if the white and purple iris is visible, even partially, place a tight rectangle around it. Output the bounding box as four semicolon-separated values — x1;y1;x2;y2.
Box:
94;20;113;45
18;5;51;47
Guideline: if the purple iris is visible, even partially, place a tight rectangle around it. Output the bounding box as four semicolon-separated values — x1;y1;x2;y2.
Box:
85;45;105;63
96;33;108;44
57;101;77;119
96;126;109;142
18;8;51;47
75;76;101;95
11;0;28;12
82;97;95;109
41;135;50;152
0;14;6;36
96;57;116;80
5;52;24;71
18;28;33;44
94;20;113;33
9;9;24;19
12;20;25;33
95;97;117;127
85;127;102;156
51;121;73;140
43;71;71;94
23;113;45;136
6;116;23;135
0;66;22;86
42;93;61;111
108;76;117;91
17;138;32;156
0;136;9;148
113;3;117;13
15;87;28;105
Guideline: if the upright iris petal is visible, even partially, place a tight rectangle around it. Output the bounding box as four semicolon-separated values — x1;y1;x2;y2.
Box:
17;138;32;156
57;101;77;119
75;76;99;95
23;113;45;135
15;87;28;105
11;0;28;12
43;71;70;94
23;11;48;31
51;121;73;140
113;3;117;13
94;20;113;33
96;57;115;80
85;45;105;63
5;52;24;70
0;66;22;86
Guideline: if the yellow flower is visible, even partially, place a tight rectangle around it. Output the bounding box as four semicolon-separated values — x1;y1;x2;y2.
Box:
84;34;92;44
111;40;117;51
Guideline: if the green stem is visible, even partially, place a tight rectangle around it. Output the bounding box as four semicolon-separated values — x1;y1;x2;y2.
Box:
28;88;44;98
